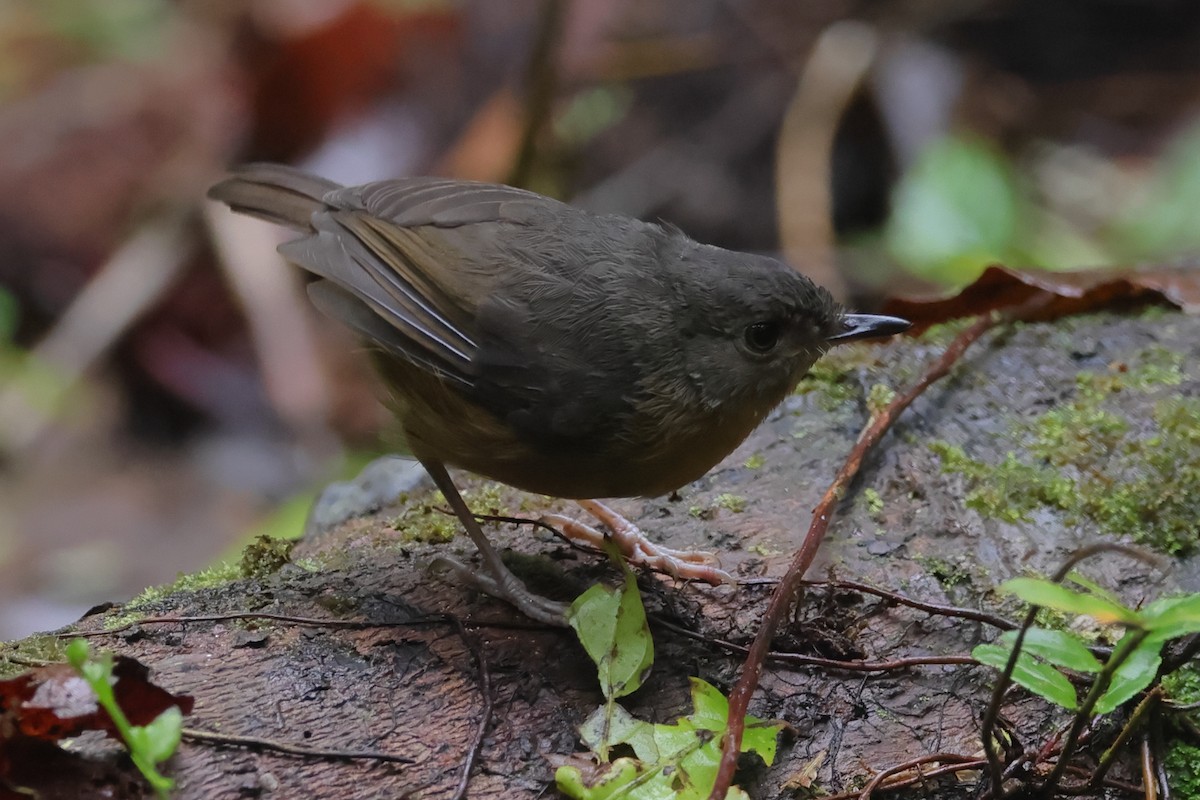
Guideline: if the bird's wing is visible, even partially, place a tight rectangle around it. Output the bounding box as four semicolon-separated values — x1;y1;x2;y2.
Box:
281;177;652;449
275;178;567;388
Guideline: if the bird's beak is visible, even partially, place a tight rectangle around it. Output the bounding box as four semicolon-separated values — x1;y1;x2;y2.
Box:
827;313;911;344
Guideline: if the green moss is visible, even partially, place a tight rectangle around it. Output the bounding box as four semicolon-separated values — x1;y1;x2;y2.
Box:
863;488;885;520
915;555;973;588
1165;743;1200;798
929;346;1200;555
867;383;896;416
0;635;70;677
743;453;765;470
929;443;1073;523
393;483;510;544
130;561;243;607
917;318;976;348
713;493;748;514
239;534;295;579
1163;666;1200;705
794;361;858;410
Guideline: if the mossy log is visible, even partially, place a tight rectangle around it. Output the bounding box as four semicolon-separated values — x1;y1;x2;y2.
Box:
4;307;1199;799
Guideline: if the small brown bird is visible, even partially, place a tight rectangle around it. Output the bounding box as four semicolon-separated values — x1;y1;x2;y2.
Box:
208;164;908;623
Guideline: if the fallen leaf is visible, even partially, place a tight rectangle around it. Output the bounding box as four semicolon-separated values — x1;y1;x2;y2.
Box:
882;263;1200;331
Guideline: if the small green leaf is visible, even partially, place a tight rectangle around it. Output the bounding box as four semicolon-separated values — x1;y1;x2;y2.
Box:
555;758;642;799
65;638;90;668
973;643;1078;709
998;628;1102;673
1142;594;1200;644
138;707;184;763
1000;578;1136;624
1094;634;1162;714
884;135;1022;284
567;564;654;701
580;704;655;762
1064;571;1124;606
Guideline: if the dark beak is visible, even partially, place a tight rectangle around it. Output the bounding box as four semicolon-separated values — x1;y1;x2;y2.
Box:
827;313;911;344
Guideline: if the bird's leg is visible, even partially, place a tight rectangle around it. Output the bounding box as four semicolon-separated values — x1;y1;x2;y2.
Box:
421;460;568;625
541;500;735;585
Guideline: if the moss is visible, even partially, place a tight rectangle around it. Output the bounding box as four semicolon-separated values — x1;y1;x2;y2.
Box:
713;493;748;514
915;317;976;348
239;534;295;579
794;361;859;410
866;383;896;416
1165;743;1200;798
743;453;765;470
915;555;973;588
690;493;749;519
930;443;1073;523
929;345;1200;555
863;488;885;520
393;483;510;544
1163;666;1200;705
0;635;70;677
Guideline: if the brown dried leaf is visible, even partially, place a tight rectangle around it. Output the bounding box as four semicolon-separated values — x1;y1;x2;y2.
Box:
881;263;1200;331
0;655;193;748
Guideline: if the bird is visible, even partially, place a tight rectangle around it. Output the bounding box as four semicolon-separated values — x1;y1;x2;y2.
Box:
207;164;909;624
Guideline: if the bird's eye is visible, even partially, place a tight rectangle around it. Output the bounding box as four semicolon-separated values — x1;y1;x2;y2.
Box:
743;321;781;354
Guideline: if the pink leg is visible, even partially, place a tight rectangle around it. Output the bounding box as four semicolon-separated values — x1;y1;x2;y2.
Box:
542;500;735;585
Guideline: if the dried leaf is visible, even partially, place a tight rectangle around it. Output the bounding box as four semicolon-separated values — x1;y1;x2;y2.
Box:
882;263;1200;331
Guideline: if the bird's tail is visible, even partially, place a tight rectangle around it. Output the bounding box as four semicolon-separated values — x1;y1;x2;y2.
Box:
206;163;343;232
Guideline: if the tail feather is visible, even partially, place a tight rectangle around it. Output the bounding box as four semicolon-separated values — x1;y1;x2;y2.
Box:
207;163;343;232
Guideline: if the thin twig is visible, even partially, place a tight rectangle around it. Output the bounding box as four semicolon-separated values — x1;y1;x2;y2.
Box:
181;727;413;763
977;543;1160;798
1142;734;1159;800
64;610;562;639
815;757;987;800
856;753;982;799
708;310;1004;800
652;615;975;671
507;0;567;188
448;617;494;800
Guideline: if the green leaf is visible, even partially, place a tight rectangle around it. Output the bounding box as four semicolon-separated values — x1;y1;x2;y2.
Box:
999;578;1136;624
1094;634;1162;714
555;757;644;799
137;707;184;763
1064;571;1125;607
65;638;90;668
1142;594;1200;644
567;566;654;701
973;643;1078;709
580;704;656;762
884;135;1022;284
998;628;1102;673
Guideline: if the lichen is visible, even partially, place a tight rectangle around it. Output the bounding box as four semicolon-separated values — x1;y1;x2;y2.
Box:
929;345;1200;555
743;453;765;470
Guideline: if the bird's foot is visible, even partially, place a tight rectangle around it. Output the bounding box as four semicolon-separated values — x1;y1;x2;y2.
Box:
541;499;735;585
430;555;569;626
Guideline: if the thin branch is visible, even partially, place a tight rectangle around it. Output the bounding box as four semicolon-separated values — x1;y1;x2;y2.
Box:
181;727;413;764
708;309;1005;800
507;0;567;188
448;617;494;800
652;615;975;671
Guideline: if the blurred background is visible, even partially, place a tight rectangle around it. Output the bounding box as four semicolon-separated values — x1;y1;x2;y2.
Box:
2;0;1200;639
